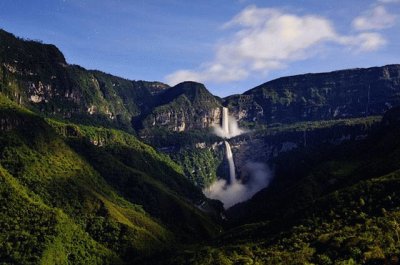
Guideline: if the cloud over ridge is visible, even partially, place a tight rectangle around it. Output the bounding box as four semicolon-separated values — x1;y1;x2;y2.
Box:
352;5;397;30
166;5;389;86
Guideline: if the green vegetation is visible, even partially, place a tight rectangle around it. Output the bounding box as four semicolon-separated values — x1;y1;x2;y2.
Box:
1;29;225;135
236;115;381;134
2;27;400;265
0;166;122;265
255;116;382;135
142;127;220;148
225;64;400;126
153;109;400;264
142;115;382;190
141;81;222;133
159;172;400;264
0;95;219;264
0;29;170;132
172;147;223;188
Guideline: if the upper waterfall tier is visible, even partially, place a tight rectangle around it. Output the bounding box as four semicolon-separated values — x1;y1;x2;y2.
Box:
222;107;230;135
213;107;244;139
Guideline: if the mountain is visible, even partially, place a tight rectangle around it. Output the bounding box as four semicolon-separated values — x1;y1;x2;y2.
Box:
139;65;400;136
3;28;400;138
139;81;222;133
0;29;223;135
225;65;400;125
2;27;400;265
0;29;168;131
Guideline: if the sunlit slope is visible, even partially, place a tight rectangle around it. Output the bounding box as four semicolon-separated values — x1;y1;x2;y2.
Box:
0;95;219;263
0;165;124;265
48;119;220;241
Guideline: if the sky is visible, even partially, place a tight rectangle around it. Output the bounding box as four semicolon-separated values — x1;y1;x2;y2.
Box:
0;0;399;97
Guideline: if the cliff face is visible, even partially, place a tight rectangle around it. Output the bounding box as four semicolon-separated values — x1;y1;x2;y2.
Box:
143;106;221;132
225;65;400;124
230;117;380;180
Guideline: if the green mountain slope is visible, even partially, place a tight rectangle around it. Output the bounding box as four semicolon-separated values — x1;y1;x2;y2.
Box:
0;165;122;265
0;95;219;264
3;27;400;265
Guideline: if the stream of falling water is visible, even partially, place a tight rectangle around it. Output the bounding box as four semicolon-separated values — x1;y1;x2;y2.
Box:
224;140;236;184
221;107;236;183
204;107;271;209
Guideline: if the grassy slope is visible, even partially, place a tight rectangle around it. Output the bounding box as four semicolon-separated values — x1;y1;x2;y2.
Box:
0;95;218;263
49;122;220;240
0;166;122;265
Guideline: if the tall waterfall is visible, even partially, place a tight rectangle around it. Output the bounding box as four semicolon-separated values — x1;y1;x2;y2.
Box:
224;140;236;183
205;107;271;209
220;107;236;183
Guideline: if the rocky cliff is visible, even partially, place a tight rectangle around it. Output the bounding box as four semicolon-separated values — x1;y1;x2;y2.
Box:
225;65;400;124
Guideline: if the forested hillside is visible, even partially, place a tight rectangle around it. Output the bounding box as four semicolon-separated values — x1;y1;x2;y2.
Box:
0;95;220;264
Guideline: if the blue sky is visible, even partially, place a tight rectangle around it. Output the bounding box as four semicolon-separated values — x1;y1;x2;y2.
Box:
0;0;399;96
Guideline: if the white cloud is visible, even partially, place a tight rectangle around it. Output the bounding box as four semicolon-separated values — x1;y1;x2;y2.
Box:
338;32;387;52
378;0;400;3
352;5;397;31
166;6;387;85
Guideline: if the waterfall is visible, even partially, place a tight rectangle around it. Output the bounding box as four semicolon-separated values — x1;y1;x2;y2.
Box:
222;107;229;135
213;107;244;139
224;141;236;183
221;107;236;183
205;107;272;209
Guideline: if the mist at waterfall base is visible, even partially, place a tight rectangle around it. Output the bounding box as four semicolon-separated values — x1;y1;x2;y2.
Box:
204;162;272;208
204;107;272;209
